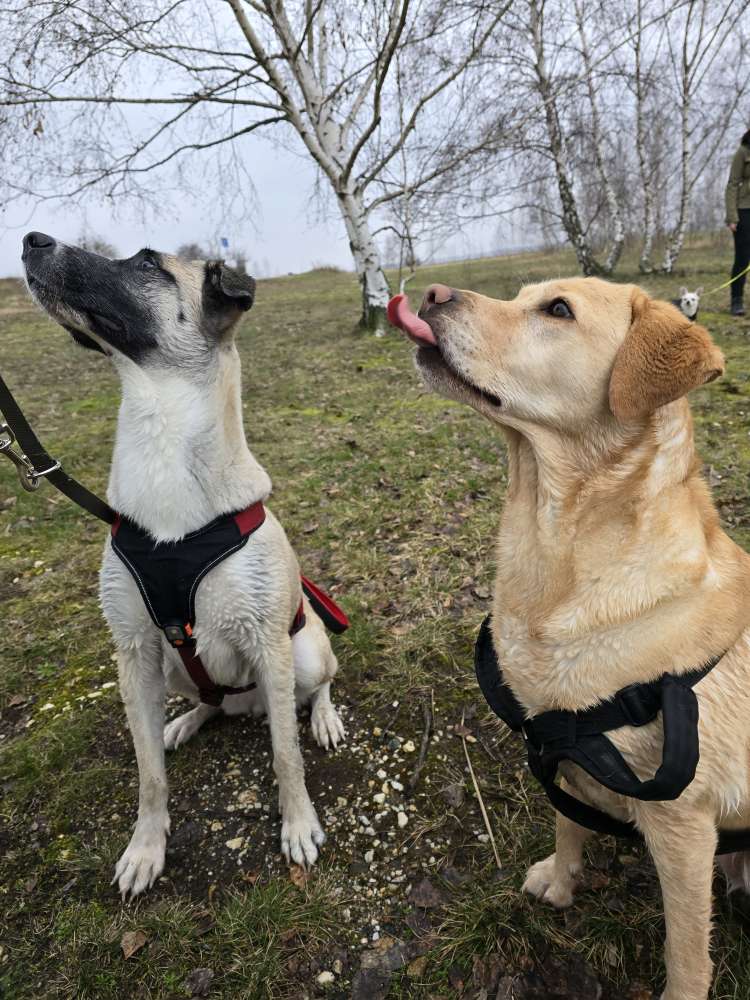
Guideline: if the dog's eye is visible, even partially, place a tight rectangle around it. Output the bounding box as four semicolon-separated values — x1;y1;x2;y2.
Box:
141;257;157;270
546;298;574;320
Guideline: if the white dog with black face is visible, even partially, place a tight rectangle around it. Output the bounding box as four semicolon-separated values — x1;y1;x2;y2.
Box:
22;232;345;897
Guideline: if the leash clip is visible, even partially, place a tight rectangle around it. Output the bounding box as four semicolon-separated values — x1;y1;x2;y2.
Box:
0;422;41;492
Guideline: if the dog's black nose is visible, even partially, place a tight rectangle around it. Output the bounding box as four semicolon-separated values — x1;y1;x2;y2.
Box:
23;232;56;254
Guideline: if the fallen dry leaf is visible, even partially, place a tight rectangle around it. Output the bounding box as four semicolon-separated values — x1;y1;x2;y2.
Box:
194;911;215;937
120;929;147;960
241;869;261;885
185;967;214;997
406;955;429;978
627;984;653;1000
289;864;311;889
407;878;447;909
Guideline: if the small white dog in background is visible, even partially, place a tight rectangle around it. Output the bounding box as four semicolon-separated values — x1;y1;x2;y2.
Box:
672;285;703;321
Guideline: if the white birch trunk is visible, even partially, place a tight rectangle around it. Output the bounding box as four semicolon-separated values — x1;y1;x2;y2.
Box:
338;189;391;333
633;0;656;273
661;99;690;273
575;0;624;274
530;0;603;277
660;6;692;273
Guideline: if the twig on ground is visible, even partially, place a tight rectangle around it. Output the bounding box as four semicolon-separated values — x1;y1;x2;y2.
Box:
407;688;434;794
461;707;502;870
380;700;403;738
477;733;499;762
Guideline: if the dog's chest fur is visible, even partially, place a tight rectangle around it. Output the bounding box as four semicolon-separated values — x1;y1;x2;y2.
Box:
99;348;299;687
488;409;750;823
108;356;271;541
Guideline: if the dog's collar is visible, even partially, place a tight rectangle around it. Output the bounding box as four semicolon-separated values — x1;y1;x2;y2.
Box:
474;614;750;855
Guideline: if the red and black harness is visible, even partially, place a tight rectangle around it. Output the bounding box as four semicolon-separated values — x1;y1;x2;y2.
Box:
111;501;348;706
475;614;750;855
0;371;348;708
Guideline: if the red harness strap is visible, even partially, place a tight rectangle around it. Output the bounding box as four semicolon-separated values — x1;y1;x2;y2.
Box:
176;636;259;708
177;596;306;705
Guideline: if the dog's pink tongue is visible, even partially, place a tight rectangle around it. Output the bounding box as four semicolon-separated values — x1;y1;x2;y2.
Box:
387;293;437;346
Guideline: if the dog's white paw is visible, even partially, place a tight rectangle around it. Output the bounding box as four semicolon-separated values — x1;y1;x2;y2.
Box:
310;702;346;750
281;805;326;868
522;854;577;909
113;822;168;898
164;709;205;750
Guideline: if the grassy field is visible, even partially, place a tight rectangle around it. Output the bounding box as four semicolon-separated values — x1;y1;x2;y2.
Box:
1;235;750;1000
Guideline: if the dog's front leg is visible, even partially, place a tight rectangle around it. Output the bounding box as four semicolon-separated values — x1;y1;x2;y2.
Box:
260;636;325;867
642;809;717;1000
523;781;591;908
113;640;170;898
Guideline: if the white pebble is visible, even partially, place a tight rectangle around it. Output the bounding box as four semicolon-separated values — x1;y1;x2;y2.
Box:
397;811;408;828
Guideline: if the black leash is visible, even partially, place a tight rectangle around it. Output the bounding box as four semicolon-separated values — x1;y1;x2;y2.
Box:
0;371;116;524
475;614;750;856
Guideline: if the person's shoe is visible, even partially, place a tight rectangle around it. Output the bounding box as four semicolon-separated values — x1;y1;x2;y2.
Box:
731;298;746;316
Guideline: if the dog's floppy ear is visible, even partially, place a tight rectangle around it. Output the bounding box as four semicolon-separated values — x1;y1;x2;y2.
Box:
206;261;256;312
609;289;724;422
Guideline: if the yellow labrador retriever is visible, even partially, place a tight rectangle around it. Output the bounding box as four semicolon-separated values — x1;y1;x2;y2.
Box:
390;277;750;1000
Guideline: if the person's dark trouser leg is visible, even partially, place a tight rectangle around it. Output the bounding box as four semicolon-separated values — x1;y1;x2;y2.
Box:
731;209;750;313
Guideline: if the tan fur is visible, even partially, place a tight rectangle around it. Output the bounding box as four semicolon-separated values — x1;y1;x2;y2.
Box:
414;276;750;1000
610;292;725;421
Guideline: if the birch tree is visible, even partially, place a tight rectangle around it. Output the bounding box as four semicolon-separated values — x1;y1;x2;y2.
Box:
491;0;750;276
0;0;507;332
655;0;750;272
621;0;664;272
501;0;628;276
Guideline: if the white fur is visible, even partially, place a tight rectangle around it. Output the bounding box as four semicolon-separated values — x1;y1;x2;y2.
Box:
674;286;702;321
97;325;344;896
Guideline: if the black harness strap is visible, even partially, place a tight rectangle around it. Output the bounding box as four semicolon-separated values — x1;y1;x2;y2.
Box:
0;371;116;524
111;503;269;637
475;614;750;856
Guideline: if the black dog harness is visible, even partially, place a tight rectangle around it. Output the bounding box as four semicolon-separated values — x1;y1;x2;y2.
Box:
0;374;349;708
475;615;750;855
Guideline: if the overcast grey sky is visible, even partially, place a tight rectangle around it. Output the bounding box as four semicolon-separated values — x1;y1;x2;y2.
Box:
0;136;358;279
0;129;529;281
